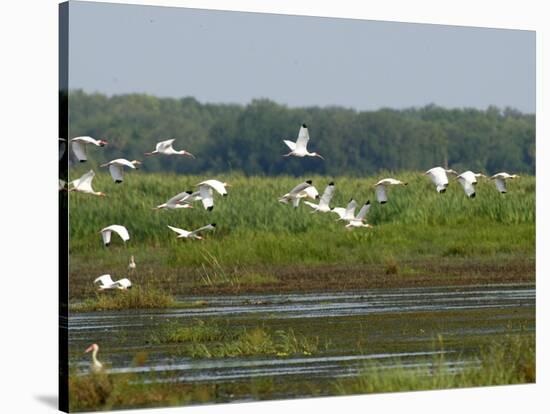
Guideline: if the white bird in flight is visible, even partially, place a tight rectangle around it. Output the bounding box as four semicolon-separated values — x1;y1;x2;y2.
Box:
332;199;358;221
154;191;195;210
71;136;108;162
345;201;374;229
304;182;335;212
145;139;195;158
196;180;230;211
424;167;458;193
167;223;216;240
456;171;486;198
279;180;319;207
490;172;520;193
99;225;130;246
69;170;105;197
94;274;132;290
100;159;141;183
283;124;324;159
374;178;408;204
84;343;103;373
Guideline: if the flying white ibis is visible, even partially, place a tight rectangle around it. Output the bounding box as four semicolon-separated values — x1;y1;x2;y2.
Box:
69;170;105;197
456;171;486;198
304;182;335;212
279;180;319;207
145;139;195;158
196;180;230;211
490;172;520;193
99;225;130;246
84;344;103;373
154;191;195;210
167;223;216;240
100;159;141;183
283;124;324;159
94;274;132;290
345;201;374;229
374;178;407;204
332;199;358;221
71;136;108;162
424;167;458;193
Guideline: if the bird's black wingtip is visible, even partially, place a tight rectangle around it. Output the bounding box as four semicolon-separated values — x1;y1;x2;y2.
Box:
366;200;370;205
115;180;122;184
470;193;476;198
439;188;446;194
80;160;87;163
302;123;307;128
207;206;214;211
306;180;312;184
329;181;334;186
211;223;217;227
104;243;110;247
380;201;387;204
223;194;228;197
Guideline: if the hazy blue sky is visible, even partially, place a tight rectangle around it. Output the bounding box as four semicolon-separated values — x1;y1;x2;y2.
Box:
68;1;535;113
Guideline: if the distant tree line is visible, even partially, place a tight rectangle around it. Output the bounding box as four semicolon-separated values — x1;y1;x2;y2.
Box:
67;90;535;176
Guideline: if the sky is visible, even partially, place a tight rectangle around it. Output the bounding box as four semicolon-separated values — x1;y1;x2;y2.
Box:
67;1;536;113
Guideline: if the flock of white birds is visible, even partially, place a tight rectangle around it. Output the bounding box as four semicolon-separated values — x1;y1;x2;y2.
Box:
63;124;520;371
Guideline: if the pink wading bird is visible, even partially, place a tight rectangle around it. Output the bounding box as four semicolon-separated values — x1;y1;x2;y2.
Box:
145;139;195;158
85;344;103;373
282;124;324;159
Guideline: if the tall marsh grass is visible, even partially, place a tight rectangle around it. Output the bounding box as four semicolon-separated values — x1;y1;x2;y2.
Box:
68;171;535;281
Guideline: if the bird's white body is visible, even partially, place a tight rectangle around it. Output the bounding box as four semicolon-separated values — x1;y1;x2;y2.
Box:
85;344;103;373
283;124;324;159
332;199;358;221
304;182;335;212
94;274;132;290
167;223;216;240
344;201;373;229
69;170;105;197
145;139;195;158
100;225;130;246
195;180;229;211
374;178;407;204
279;180;319;207
457;171;485;198
490;172;519;193
71;136;107;162
100;159;141;183
155;191;195;210
425;167;457;193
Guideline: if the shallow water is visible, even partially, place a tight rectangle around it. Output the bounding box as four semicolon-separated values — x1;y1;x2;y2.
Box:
68;283;534;397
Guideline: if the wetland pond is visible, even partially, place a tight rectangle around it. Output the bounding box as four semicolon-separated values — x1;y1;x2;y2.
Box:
68;283;535;402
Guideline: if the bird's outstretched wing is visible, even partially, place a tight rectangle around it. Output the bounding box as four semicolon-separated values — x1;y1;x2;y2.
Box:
199;185;214;210
74;170;96;192
190;223;216;238
303;201;319;211
113;278;132;289
289;181;311;195
375;185;387;204
198;180;227;196
495;178;507;193
156;139;175;151
319;183;335;209
94;274;115;287
355;201;371;221
109;165;124;183
344;199;357;219
283;140;296;151
295;124;310;151
71;141;87;162
167;225;190;237
331;207;346;219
